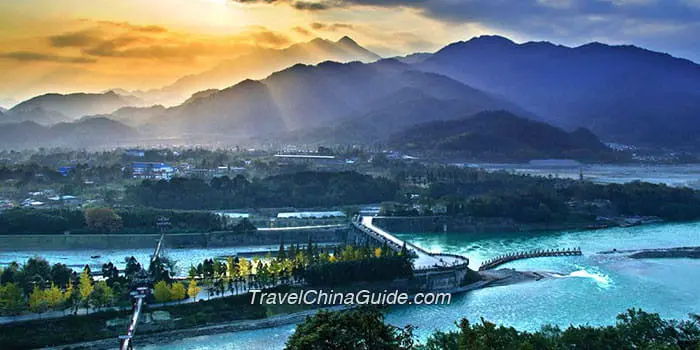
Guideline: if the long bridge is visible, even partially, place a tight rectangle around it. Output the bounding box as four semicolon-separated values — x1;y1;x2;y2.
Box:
352;216;469;270
478;248;582;271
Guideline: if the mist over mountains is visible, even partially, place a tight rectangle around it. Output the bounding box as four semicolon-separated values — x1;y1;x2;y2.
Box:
3;91;142;125
128;36;381;107
2;35;700;154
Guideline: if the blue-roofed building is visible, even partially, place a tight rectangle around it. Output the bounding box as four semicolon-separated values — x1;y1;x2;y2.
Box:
57;166;73;176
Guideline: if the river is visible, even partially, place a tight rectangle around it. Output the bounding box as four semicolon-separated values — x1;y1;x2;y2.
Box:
131;221;700;350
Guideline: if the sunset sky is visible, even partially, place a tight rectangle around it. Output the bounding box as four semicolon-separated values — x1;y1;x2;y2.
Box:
1;0;699;106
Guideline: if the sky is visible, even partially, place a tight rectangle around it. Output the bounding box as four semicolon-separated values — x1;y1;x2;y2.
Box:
0;0;699;106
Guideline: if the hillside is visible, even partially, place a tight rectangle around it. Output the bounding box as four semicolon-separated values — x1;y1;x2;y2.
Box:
418;35;700;148
145;59;527;143
387;110;615;161
0;117;138;149
133;36;381;106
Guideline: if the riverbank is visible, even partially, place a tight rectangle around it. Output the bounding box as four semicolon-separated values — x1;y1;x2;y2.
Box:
51;268;547;350
598;246;700;259
0;226;348;251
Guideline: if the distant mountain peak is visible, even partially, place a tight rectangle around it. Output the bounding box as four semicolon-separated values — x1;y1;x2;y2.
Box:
337;36;358;46
466;35;516;46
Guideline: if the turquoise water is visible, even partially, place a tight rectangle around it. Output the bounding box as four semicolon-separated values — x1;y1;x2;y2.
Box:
140;222;700;349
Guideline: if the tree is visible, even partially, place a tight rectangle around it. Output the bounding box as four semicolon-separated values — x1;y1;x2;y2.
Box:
44;283;64;309
78;270;93;313
285;308;414;350
153;280;171;303
374;247;383;258
277;239;286;261
91;281;114;309
50;263;73;289
187;279;201;301
169;282;186;302
1;262;19;284
84;207;123;233
64;280;79;314
0;283;24;314
28;286;48;313
19;257;51;293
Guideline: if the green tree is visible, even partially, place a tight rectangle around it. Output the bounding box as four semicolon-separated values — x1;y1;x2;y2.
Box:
169;282;186;302
153;280;171;303
84;207;123;233
285;308;414;350
0;283;25;314
28;286;48;313
90;281;113;309
44;283;64;309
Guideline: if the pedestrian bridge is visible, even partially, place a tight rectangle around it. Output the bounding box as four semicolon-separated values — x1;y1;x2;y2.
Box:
478;248;582;271
352;216;469;270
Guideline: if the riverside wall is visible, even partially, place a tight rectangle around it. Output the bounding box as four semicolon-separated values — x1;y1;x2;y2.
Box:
0;227;349;251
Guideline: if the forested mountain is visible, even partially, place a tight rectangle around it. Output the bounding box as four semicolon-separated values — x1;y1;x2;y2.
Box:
387;110;614;161
418;35;700;147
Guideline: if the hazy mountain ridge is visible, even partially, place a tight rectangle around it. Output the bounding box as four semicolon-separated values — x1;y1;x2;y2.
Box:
387;110;613;161
130;36;382;106
141;58;528;143
4;91;142;125
418;35;700;147
0;117;138;149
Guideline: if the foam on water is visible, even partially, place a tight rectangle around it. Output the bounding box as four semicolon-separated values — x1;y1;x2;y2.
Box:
562;269;612;288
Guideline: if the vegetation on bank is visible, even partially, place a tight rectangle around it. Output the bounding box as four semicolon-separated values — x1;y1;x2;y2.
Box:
0;207;227;234
384;165;700;224
286;308;700;350
0;240;411;316
0;291;269;350
126;171;399;210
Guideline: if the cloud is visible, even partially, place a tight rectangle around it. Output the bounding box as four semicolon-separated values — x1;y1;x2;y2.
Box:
292;26;313;36
231;0;328;11
310;22;354;31
44;21;292;62
0;51;96;63
234;0;700;60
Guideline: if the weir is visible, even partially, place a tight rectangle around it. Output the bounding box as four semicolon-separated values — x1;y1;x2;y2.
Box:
479;248;583;271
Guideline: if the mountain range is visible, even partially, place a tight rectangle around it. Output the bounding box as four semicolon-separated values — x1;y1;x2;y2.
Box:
2;35;700;153
2;91;142;125
418;35;700;148
128;36;381;107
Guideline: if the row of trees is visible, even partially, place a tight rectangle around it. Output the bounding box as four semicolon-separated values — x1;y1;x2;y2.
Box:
285;308;700;350
0;262;110;316
418;173;700;223
0;255;170;315
126;171;399;210
0;207;224;234
185;239;413;299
